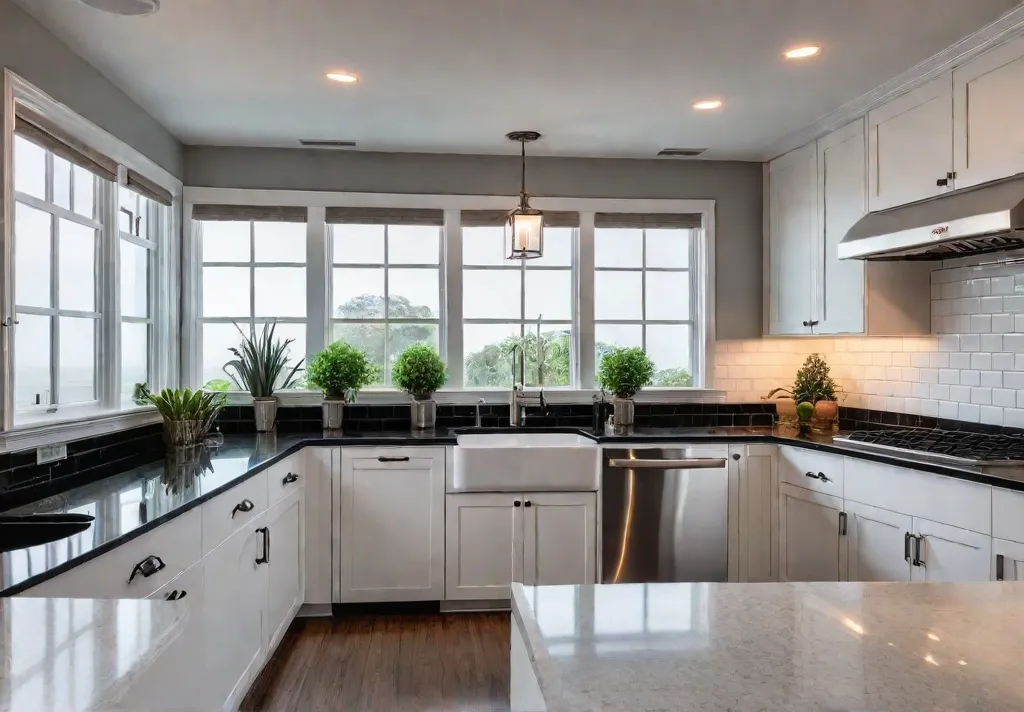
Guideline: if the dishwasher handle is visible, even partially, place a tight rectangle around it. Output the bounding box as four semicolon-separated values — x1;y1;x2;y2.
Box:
606;458;727;469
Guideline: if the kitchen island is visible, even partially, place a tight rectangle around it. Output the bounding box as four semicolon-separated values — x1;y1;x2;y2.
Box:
0;597;185;712
510;581;1024;711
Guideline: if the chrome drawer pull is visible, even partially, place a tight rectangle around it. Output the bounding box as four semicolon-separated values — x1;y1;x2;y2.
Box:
606;458;726;469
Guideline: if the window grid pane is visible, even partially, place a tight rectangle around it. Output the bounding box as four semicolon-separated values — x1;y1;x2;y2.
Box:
595;227;694;388
331;224;442;386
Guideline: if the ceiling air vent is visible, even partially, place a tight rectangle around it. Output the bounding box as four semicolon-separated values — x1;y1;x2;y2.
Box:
79;0;159;15
657;148;707;157
299;139;357;149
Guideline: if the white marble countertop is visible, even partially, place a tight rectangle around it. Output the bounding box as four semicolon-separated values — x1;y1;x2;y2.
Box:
511;581;1024;712
0;597;186;712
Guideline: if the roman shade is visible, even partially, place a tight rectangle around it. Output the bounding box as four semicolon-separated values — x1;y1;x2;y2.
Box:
325;207;443;226
14;104;118;183
594;213;702;229
191;205;308;222
461;210;579;228
126;169;173;207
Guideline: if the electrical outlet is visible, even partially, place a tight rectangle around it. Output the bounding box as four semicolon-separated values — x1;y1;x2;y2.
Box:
37;443;67;465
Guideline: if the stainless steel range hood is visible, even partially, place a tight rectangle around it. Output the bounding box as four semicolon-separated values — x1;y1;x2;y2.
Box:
838;174;1024;261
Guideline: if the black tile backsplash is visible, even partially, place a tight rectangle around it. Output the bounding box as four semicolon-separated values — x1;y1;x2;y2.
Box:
838;406;1024;436
0;423;165;510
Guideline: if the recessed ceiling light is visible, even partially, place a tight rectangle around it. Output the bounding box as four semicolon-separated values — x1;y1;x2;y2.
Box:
693;99;723;111
785;45;821;60
326;72;359;84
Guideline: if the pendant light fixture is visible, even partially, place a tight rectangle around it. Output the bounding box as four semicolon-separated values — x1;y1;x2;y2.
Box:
505;131;543;260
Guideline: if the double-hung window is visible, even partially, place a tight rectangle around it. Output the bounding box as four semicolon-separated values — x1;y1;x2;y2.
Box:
328;208;443;386
462;211;577;388
193;205;308;388
593;213;701;387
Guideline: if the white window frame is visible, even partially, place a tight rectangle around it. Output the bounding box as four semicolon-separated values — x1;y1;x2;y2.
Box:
0;70;182;451
328;221;445;387
182;188;719;404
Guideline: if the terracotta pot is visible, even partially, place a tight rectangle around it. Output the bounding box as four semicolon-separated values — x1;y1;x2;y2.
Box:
774;398;797;425
812;400;838;433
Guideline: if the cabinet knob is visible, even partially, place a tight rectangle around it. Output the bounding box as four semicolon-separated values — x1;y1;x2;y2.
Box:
524;500;532;508
513;500;521;507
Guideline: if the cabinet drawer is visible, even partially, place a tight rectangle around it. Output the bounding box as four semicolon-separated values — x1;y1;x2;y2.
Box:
844;457;991;535
202;470;269;555
779;447;844;496
268;455;305;506
24;506;202;599
993;488;1024;544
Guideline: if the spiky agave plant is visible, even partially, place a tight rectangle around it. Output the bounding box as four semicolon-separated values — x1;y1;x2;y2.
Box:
148;388;226;446
223;322;304;398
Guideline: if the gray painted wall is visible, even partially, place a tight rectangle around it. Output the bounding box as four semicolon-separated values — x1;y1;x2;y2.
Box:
0;0;183;177
185;147;764;339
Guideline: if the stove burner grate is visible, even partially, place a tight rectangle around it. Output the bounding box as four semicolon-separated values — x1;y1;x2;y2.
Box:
844;429;1024;462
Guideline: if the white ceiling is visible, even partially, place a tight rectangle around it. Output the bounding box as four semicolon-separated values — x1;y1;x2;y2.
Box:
14;0;1022;159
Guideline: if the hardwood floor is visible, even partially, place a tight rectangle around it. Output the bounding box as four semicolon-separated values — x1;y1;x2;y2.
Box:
240;613;511;712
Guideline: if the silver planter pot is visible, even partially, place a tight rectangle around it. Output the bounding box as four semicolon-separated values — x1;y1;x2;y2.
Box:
612;396;635;435
411;399;437;430
322;399;345;431
253;397;278;432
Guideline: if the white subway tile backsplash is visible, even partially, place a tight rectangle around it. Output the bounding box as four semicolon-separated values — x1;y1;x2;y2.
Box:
950;385;972;403
939;369;959;385
938;335;959;352
970;352;992;370
970;388;992;405
930;352;950;368
981;334;1003;352
980;371;1003;388
994;389;1017;407
981;406;1004;425
994;352;1015;370
961;370;981;386
1006;409;1024;429
961;334;981;351
993;275;1015;295
993;313;1013;333
958;403;981;422
949;352;971;369
940;401;960;419
971;314;993;333
981;296;1003;313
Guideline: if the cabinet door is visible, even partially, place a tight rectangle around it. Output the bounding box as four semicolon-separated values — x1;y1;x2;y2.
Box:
445;493;522;600
954;35;1024;188
339;449;445;602
265;489;304;656
730;445;779;582
768;142;817;335
779;484;844;582
912;518;991;583
522;492;596;586
117;563;207;711
815;120;866;335
868;75;953;211
203;520;268;711
993;538;1024;581
844;500;913;582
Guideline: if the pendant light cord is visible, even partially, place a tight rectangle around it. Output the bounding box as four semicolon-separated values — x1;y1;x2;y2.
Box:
520;139;527;202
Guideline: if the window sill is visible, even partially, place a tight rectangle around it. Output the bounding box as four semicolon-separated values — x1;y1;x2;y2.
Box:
224;388;726;407
3;406;161;453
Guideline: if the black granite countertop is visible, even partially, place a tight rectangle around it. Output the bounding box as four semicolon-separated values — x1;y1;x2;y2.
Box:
4;425;1023;596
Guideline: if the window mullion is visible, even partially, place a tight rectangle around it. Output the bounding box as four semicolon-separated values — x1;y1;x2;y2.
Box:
306;206;327;365
576;213;595;389
249;221;256;335
443;210;463;387
383;225;391;386
99;171;121;409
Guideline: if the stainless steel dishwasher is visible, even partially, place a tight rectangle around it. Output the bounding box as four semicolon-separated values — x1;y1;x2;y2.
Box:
602;447;729;583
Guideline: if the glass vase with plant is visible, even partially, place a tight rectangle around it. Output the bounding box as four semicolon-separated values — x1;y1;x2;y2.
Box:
597;346;655;430
392;344;447;429
223;322;303;432
307;341;379;429
148;387;226;448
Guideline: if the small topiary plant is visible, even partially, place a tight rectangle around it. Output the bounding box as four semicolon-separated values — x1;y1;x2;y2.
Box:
307;341;378;400
597;346;655;399
792;353;838;404
392;344;447;400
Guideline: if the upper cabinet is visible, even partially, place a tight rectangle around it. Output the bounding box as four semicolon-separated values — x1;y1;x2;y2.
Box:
954;35;1024;189
768;142;818;335
867;75;954;211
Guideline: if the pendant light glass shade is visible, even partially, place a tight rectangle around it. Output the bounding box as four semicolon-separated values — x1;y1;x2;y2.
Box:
505;131;543;260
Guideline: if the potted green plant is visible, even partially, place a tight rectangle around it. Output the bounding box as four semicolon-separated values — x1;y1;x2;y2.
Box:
223;322;303;432
769;353;840;432
148;387;226;448
307;340;378;430
597;346;655;432
392;344;447;429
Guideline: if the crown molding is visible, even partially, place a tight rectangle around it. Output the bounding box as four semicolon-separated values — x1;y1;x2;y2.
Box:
763;3;1024;161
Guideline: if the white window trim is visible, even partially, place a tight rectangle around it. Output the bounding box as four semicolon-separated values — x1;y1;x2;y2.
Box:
183;188;718;402
1;70;182;450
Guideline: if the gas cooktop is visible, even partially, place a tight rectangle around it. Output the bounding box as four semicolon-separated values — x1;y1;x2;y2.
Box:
833;428;1024;468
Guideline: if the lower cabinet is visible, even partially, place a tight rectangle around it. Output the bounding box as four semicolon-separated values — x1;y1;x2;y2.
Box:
993;538;1024;581
911;517;991;582
203;517;268;712
445;491;597;600
728;444;779;582
779;483;845;582
265;489;305;654
338;448;446;602
845;500;913;582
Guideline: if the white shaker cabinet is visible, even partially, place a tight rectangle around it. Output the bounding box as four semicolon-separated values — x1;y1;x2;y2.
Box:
779;483;845;582
844;500;913;582
815;120;866;335
522;492;597;587
338;448;446;602
867;74;954;211
265;489;304;654
728;444;778;582
445;493;522;600
911;518;991;583
768;142;818;335
203;518;268;712
994;538;1024;581
954;34;1024;188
